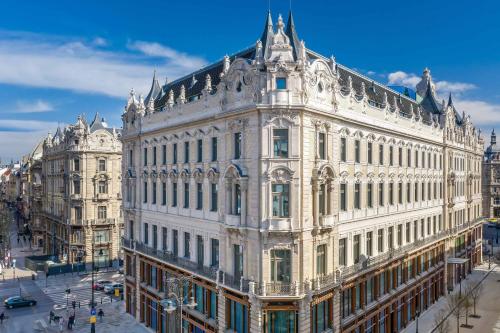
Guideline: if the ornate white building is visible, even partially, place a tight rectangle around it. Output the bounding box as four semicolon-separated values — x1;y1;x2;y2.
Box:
483;129;500;219
122;12;484;333
41;114;123;268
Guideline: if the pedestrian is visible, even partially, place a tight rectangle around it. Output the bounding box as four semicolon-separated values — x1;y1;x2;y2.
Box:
59;317;64;332
0;312;5;324
98;309;104;322
17;237;19;244
69;313;75;330
49;310;55;324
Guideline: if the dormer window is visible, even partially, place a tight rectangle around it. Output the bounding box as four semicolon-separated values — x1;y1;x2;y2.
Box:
276;77;287;90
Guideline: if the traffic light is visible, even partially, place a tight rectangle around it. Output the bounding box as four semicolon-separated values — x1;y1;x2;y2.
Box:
65;288;71;294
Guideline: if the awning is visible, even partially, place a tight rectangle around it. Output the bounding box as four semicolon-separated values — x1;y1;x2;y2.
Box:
447;258;469;264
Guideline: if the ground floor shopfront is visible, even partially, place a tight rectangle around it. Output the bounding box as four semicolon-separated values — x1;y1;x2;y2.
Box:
124;233;482;333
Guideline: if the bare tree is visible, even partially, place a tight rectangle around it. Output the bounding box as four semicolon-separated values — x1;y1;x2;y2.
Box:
466;282;483;318
461;291;473;328
447;293;466;333
434;308;450;333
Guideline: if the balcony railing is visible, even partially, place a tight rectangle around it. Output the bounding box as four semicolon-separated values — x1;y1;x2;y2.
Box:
123;239;218;281
87;218;118;226
218;271;250;293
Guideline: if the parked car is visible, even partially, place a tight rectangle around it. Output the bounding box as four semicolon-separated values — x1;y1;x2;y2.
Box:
4;296;37;309
93;280;113;290
118;266;124;274
104;283;123;294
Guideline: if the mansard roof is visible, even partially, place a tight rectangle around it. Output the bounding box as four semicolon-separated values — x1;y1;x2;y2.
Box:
419;80;442;115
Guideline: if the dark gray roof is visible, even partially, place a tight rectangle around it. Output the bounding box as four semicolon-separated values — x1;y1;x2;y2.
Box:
285;11;303;61
419;80;442;115
144;71;162;107
90;112;106;132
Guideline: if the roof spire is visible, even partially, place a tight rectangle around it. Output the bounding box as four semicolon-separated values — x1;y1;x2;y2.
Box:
285;11;302;60
260;11;274;60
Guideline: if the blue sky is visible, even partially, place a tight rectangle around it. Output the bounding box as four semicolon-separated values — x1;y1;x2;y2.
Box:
1;0;499;161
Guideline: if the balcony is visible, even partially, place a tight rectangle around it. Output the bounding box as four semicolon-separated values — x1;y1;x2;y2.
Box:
319;215;335;228
262;218;292;232
224;214;241;228
218;271;250;293
123;238;218;281
94;193;109;200
87;218;117;226
70;193;82;200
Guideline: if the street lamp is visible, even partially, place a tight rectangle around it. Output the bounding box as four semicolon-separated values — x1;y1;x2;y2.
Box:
415;308;420;333
160;276;197;332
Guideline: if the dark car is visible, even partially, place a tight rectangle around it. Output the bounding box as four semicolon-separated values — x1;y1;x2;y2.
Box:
4;296;37;309
93;280;113;290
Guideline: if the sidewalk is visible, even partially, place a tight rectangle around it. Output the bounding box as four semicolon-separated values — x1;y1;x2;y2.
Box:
32;301;150;333
402;262;500;333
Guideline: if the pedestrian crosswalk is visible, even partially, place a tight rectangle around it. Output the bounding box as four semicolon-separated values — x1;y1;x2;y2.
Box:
44;286;114;308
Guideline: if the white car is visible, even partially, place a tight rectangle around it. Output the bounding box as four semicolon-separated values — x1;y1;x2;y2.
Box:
104;283;123;294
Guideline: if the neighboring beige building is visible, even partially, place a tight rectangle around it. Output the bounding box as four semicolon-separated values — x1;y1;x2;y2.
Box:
20;139;45;248
41;114;123;268
121;12;484;333
483;129;500;219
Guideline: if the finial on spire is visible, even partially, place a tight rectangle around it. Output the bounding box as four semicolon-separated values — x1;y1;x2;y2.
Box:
167;90;174;107
204;74;212;93
179;85;186;104
277;14;284;30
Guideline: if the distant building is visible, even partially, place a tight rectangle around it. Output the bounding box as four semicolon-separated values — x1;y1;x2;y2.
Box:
40;114;123;267
121;12;484;333
483;129;500;218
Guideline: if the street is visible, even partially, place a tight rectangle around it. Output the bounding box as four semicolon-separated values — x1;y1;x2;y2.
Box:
0;208;144;333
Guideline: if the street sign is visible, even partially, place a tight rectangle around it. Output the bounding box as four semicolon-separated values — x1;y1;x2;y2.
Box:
90;308;96;316
115;288;120;297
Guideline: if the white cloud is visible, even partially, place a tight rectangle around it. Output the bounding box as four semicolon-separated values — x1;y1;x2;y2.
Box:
387;71;421;87
92;37;107;47
454;99;500;127
387;71;475;95
0;119;60;161
127;41;206;72
0;31;207;98
14;99;54;113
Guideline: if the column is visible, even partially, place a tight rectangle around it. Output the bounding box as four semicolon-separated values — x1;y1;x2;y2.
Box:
240;180;248;227
313;180;320;227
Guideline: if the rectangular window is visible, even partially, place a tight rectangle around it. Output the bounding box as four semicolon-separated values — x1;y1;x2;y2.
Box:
143;147;148;166
415;150;419;167
377;229;384;253
340;138;347;162
318;132;326;160
353;235;360;263
367;142;373;164
414;220;418;240
143;181;148;203
152;181;157;204
162;227;167;251
97;206;107;219
407;183;411;203
73;180;80;195
172;182;177;207
407;148;411;167
153;146;157;165
270;249;291;282
197;235;204;267
398;147;403;167
173;143;177;164
211;183;218;212
228;300;248;333
406;222;411;243
354;140;360;163
340;183;347;211
184;232;190;259
196;183;203;210
144;222;149;244
234;245;243;280
339;238;346;266
234;132;242;159
96;159;105;173
388;226;393;249
354;183;360;209
367;183;373;208
172;230;178;256
389;146;394;166
184;141;190;163
273;129;289;158
211;239;219;268
184;182;190;208
397;224;402;246
379;144;384;165
398;182;403;204
389;182;394;205
129;149;133;167
197;139;203;162
211;137;218;162
379;182;384;206
312;298;332;333
162;182;167;205
98;180;107;194
162;145;166;164
152;225;158;249
74;159;80;171
272;184;290;217
276;77;287;89
366;231;373;256
75;207;82;220
316;244;327;276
